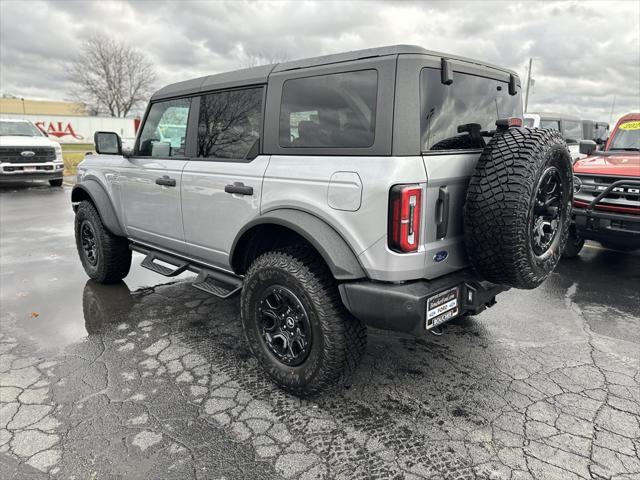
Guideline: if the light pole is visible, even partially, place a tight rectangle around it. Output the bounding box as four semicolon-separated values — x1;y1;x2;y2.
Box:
20;97;26;115
524;58;533;113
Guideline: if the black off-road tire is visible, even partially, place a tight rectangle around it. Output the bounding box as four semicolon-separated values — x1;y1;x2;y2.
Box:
74;200;131;284
49;179;63;187
464;128;573;289
241;246;367;396
562;226;585;258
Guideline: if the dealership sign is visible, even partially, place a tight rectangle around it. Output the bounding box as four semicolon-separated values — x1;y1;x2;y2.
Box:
35;121;84;140
0;113;138;144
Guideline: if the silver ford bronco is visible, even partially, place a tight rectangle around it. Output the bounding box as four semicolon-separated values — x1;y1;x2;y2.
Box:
72;45;573;395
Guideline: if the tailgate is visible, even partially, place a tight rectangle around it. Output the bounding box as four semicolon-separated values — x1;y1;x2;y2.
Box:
421;152;481;279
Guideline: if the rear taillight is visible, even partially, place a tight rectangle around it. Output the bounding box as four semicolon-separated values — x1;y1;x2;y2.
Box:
388;184;422;253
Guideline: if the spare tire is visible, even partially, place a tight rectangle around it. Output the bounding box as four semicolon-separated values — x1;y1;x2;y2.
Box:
464;127;573;289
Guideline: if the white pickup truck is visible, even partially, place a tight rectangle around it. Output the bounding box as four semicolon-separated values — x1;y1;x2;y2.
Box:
0;119;65;186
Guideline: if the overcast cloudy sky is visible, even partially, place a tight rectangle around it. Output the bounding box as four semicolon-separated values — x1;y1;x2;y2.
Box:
1;0;638;122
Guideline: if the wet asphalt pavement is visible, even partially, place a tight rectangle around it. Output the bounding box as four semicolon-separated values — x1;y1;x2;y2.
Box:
1;182;639;480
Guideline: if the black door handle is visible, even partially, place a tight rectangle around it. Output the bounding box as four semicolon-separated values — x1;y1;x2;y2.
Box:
436;186;450;239
225;182;253;196
155;175;176;187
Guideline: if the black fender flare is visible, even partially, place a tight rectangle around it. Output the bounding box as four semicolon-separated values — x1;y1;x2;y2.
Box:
230;209;366;280
71;181;125;237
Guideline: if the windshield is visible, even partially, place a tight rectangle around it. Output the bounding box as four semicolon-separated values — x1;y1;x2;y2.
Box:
563;120;583;144
609;120;640;151
420;68;523;151
0;121;44;137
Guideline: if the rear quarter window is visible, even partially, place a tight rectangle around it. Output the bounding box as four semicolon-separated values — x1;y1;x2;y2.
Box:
279;70;377;148
420;68;522;151
563;120;583;144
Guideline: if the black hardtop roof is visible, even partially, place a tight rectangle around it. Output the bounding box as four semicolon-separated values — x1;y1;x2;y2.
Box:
151;44;518;101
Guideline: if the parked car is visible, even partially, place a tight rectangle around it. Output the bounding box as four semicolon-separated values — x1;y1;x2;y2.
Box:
582;119;610;148
564;113;640;256
0;119;64;186
524;112;584;160
72;45;573;395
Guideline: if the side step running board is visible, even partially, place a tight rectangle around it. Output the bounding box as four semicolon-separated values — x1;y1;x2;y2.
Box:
141;252;189;277
192;269;242;299
132;244;243;299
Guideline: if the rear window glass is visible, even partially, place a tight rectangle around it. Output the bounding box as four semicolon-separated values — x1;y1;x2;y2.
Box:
563;120;583;144
524;118;535;128
540;119;560;131
420;68;522;151
279;70;377;148
197;87;263;159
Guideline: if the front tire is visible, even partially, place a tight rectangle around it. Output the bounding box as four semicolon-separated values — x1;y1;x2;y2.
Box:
562;226;585;258
241;247;366;396
74;201;131;283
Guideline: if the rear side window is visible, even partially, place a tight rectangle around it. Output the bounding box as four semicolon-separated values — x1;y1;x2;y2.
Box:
279;70;377;148
540;120;560;131
420;68;522;151
563;120;583;144
197;87;263;159
524;118;535;128
138;98;191;157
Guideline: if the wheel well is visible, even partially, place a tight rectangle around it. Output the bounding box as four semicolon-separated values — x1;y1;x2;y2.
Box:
71;187;92;210
232;224;320;275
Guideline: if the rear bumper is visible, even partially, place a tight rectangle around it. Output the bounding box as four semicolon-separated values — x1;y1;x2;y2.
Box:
338;270;508;334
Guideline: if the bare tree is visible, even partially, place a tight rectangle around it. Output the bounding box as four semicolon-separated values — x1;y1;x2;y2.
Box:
69;35;156;117
239;50;290;68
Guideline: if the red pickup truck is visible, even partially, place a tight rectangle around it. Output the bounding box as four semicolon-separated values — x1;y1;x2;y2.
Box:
564;113;640;256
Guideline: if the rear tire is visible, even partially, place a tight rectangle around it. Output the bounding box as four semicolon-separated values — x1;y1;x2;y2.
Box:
74;201;131;284
464;127;573;289
49;179;63;187
241;246;366;396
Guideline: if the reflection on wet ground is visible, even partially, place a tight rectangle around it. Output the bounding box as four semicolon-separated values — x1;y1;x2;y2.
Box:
1;183;639;479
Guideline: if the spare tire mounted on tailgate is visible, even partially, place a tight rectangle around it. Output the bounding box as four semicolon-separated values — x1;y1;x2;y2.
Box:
464;126;573;289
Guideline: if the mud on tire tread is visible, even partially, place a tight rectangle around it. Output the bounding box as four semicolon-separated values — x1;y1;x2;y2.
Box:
241;246;367;396
75;200;131;284
464;128;573;289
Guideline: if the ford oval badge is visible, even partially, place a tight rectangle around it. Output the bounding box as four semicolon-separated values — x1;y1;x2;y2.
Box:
433;250;448;263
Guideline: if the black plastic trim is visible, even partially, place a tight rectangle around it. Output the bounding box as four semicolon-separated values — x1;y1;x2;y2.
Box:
230;209;365;280
71;181;125;237
339;270;508;334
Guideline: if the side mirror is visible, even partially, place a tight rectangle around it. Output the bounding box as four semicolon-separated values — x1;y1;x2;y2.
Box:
94;131;122;155
579;140;597;156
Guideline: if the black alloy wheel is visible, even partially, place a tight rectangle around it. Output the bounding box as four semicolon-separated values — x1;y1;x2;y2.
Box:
531;166;565;258
80;220;98;266
257;285;312;367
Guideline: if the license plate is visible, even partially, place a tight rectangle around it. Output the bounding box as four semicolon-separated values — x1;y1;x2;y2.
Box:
426;286;459;330
23;166;36;172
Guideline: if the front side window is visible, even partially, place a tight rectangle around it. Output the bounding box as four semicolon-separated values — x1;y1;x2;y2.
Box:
197;87;263;159
540;119;560;131
279;70;378;148
138;98;191;157
563;120;583;144
420;68;522;151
